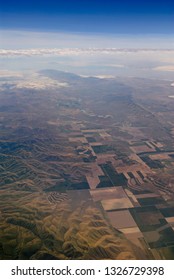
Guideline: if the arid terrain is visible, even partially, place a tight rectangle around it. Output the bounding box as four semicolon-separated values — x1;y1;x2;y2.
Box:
1;70;174;259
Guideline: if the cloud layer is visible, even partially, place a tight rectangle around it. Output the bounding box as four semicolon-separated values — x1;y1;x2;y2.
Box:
0;48;174;58
0;72;69;90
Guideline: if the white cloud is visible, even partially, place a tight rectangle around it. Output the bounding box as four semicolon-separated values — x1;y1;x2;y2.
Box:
0;48;174;58
93;75;115;79
0;72;69;90
153;65;174;72
0;70;23;77
104;64;125;68
15;78;68;90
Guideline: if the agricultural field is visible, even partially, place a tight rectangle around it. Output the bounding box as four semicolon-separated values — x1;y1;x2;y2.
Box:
1;70;174;259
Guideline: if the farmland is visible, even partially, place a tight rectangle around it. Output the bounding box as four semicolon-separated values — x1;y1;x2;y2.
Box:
1;70;174;259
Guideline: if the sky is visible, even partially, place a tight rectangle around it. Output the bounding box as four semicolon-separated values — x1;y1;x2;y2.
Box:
0;0;174;80
0;0;173;49
0;0;173;34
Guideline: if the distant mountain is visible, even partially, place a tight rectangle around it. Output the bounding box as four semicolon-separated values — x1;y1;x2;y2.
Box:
38;69;132;96
39;69;83;83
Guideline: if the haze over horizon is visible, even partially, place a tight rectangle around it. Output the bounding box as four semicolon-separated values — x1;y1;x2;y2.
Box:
0;0;174;49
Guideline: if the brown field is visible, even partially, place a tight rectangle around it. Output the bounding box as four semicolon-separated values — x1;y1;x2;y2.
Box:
1;71;174;259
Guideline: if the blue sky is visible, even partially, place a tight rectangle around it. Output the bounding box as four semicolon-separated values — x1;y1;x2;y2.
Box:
0;0;173;50
0;0;173;34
